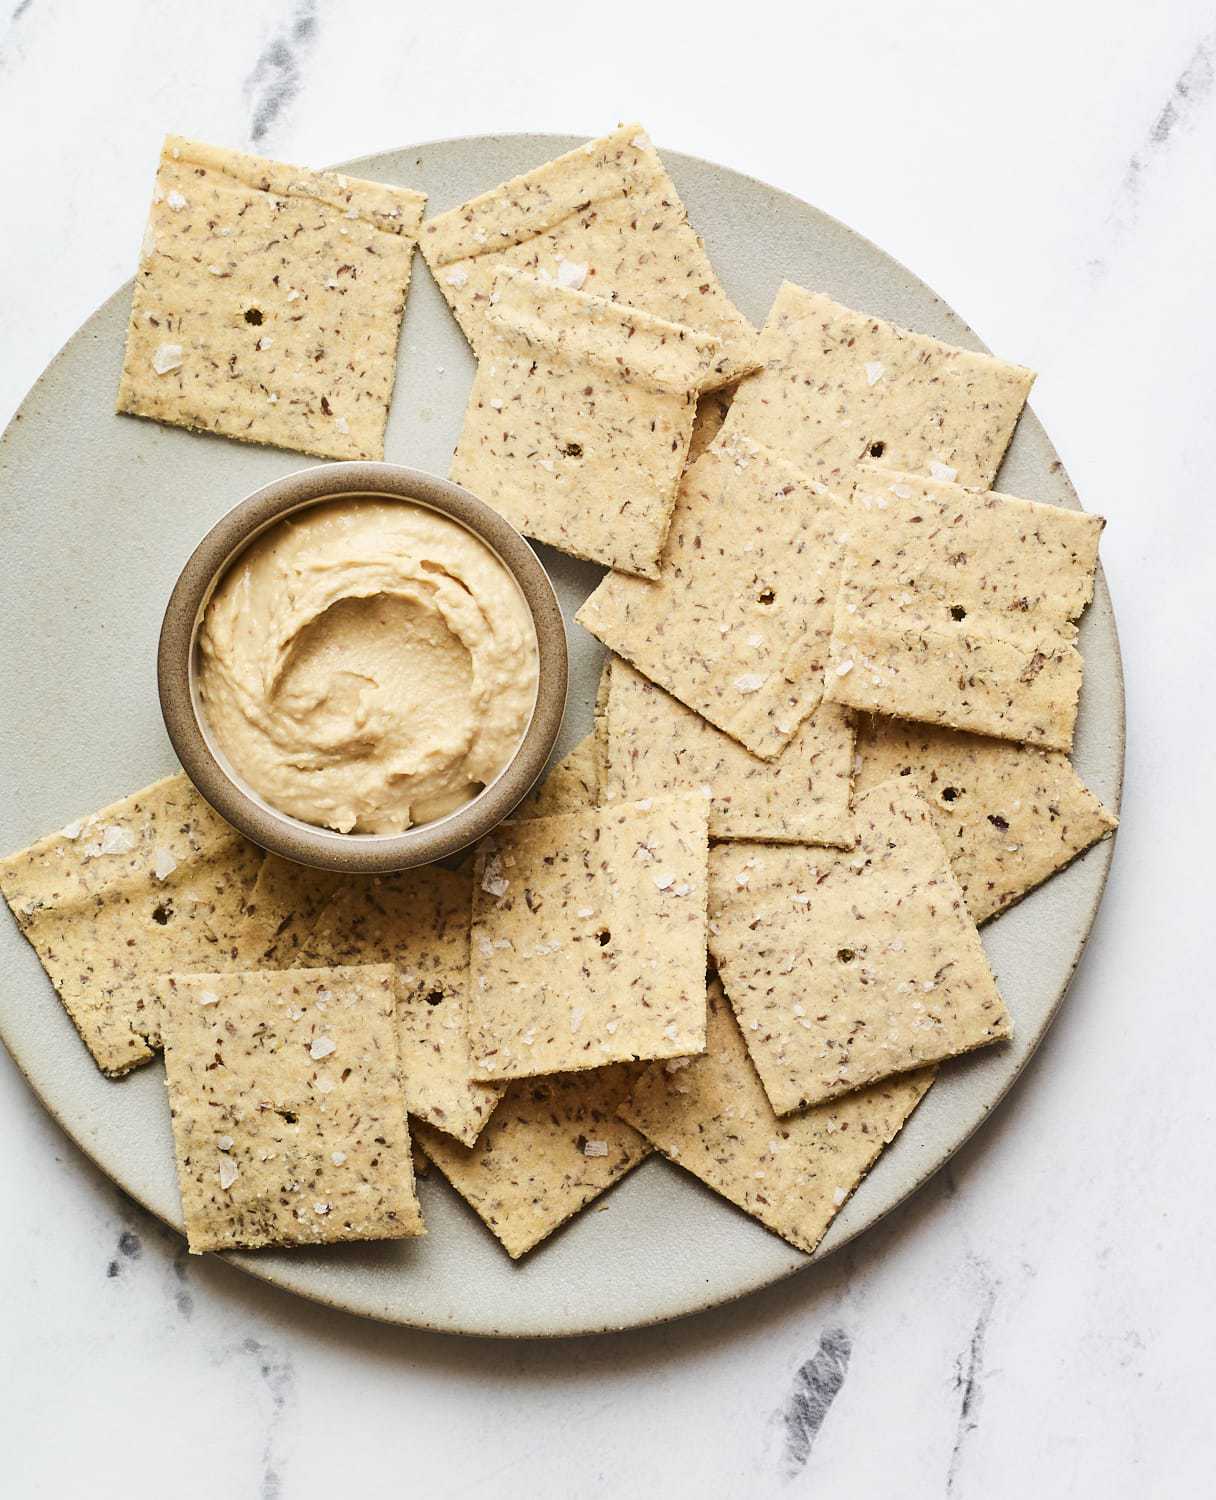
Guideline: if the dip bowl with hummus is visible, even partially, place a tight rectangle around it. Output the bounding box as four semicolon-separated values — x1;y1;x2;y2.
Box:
158;463;566;872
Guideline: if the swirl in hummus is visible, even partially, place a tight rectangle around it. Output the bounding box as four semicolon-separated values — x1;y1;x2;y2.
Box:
198;498;539;834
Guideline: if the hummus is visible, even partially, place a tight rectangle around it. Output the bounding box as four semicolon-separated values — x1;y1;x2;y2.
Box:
198;498;539;834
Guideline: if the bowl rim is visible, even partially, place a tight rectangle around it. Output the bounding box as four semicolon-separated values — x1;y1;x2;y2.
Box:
157;461;568;873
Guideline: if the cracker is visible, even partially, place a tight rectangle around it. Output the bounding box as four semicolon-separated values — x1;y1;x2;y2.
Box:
687;383;735;463
708;779;1011;1114
232;855;343;966
719;282;1035;489
468;794;709;1081
420;122;759;388
117;135;426;461
619;981;933;1254
303;865;496;1147
604;659;856;847
450;270;719;577
576;439;847;759
516;734;600;820
853;716;1118;923
0;775;260;1076
825;470;1104;751
159;965;423;1252
415;1063;650;1258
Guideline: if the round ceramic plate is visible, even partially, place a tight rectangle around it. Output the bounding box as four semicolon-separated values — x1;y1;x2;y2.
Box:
0;135;1123;1337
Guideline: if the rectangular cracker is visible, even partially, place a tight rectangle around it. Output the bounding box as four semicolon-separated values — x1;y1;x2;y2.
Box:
232;855;344;967
719;282;1035;489
416;1063;651;1259
117;135;426;461
853;716;1118;923
604;658;856;847
576;438;847;759
450;270;719;577
619;981;933;1254
708;778;1011;1114
158;965;423;1252
0;775;260;1076
516;734;600;820
826;470;1104;750
468;794;709;1081
420;122;759;388
302;865;497;1147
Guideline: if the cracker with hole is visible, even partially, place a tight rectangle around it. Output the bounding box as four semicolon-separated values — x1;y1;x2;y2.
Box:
468;793;709;1081
604;658;856;847
233;855;344;967
421;122;759;389
416;1063;650;1259
158;964;423;1253
576;439;847;759
117;135;426;461
620;981;933;1254
303;864;497;1147
853;716;1117;923
0;774;261;1076
719;282;1035;489
825;470;1104;751
708;778;1011;1114
516;734;600;820
450;270;720;577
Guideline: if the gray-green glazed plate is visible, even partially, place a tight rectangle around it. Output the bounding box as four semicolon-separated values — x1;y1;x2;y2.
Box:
0;134;1123;1337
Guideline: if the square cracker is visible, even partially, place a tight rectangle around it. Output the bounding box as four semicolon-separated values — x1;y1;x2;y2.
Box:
450;270;719;577
420;122;759;388
516;734;600;820
619;981;933;1255
718;282;1035;490
232;855;343;967
0;775;260;1077
825;470;1104;751
158;965;423;1253
576;438;847;759
469;794;709;1081
303;865;497;1148
415;1063;650;1259
117;135;426;461
853;715;1118;924
708;778;1011;1115
604;658;856;847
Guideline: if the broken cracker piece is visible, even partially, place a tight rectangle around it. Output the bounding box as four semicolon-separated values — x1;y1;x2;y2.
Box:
232;855;344;967
516;734;600;820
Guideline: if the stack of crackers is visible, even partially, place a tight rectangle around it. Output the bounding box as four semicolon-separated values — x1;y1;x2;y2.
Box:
0;125;1117;1266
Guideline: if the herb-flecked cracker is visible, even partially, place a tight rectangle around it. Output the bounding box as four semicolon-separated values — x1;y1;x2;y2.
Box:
117;135;426;461
158;965;423;1253
719;282;1035;489
516;735;599;820
303;865;497;1147
619;981;933;1254
709;779;1011;1114
416;1063;650;1259
604;659;856;847
469;794;709;1081
853;716;1118;923
233;855;344;967
420;122;759;389
576;439;847;758
450;270;720;577
825;470;1104;751
0;775;260;1076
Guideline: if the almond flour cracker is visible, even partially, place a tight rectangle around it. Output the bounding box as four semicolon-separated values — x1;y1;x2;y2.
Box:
603;658;856;847
158;965;423;1253
468;793;709;1081
450;270;720;577
853;716;1118;923
576;439;847;759
415;1064;650;1259
825;470;1104;751
118;135;426;461
232;855;344;967
0;775;260;1077
516;734;600;820
719;282;1035;490
420;122;759;389
708;779;1011;1114
619;981;933;1254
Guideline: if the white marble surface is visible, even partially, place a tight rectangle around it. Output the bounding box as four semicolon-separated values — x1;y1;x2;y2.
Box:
1;1;1213;1494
